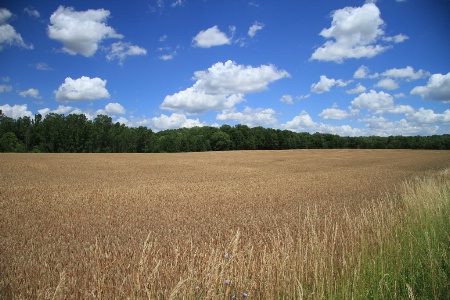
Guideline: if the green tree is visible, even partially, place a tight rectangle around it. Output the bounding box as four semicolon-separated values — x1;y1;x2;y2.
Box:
0;132;25;152
211;130;232;151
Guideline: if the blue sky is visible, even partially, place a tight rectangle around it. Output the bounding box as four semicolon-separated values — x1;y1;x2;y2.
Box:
1;0;449;136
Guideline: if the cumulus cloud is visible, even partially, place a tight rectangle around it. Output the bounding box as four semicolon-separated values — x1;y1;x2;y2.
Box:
346;83;366;94
54;76;110;102
410;72;450;102
161;88;245;114
319;105;353;120
193;60;290;94
104;102;126;115
48;6;123;57
217;107;277;127
19;88;41;99
150;113;205;130
311;3;396;63
282;110;362;136
351;90;413;114
0;104;33;119
382;66;430;81
37;105;85;117
405;108;450;124
161;60;290;114
311;75;351;93
192;25;231;48
106;41;147;65
248;21;264;37
363;116;439;136
374;78;399;90
0;8;33;51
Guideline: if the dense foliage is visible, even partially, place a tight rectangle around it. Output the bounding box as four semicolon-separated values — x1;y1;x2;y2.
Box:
1;112;449;152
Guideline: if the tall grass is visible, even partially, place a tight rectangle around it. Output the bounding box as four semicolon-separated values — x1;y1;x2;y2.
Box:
83;169;449;299
349;169;450;300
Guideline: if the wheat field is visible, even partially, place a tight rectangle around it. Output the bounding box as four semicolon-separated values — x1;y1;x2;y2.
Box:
0;150;449;299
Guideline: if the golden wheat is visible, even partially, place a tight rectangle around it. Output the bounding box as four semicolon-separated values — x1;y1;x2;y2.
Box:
0;150;449;299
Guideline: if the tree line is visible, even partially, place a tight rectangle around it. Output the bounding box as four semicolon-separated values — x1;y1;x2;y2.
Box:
1;112;449;153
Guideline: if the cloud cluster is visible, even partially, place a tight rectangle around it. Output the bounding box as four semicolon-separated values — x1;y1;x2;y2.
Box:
149;113;205;130
0;8;33;51
161;60;290;114
311;3;406;63
54;76;110;102
217;107;277;127
0;104;33;119
48;6;146;63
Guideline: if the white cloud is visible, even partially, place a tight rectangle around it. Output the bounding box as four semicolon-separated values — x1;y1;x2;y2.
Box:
311;75;350;93
106;41;147;65
374;78;399;90
382;34;409;43
381;66;430;81
33;62;53;71
351;90;413;114
217;107;277;127
280;95;293;104
192;25;231;48
171;0;185;7
116;116;129;125
353;65;379;79
410;72;450;102
363;116;439;136
159;53;176;60
48;6;123;57
394;93;406;98
37;105;85;117
346;83;366;94
52;105;74;114
19;88;41;99
104;102;126;115
54;76;110;102
248;21;264;37
37;108;50;116
282;110;362;136
161;88;245;114
319;107;352;120
311;3;392;63
405;108;450;124
193;60;290;94
149;113;205;130
161;60;290;114
0;8;33;51
0;104;33;119
0;84;12;93
24;7;40;18
296;94;310;100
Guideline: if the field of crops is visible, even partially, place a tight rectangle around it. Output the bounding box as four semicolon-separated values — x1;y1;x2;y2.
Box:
1;150;449;299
